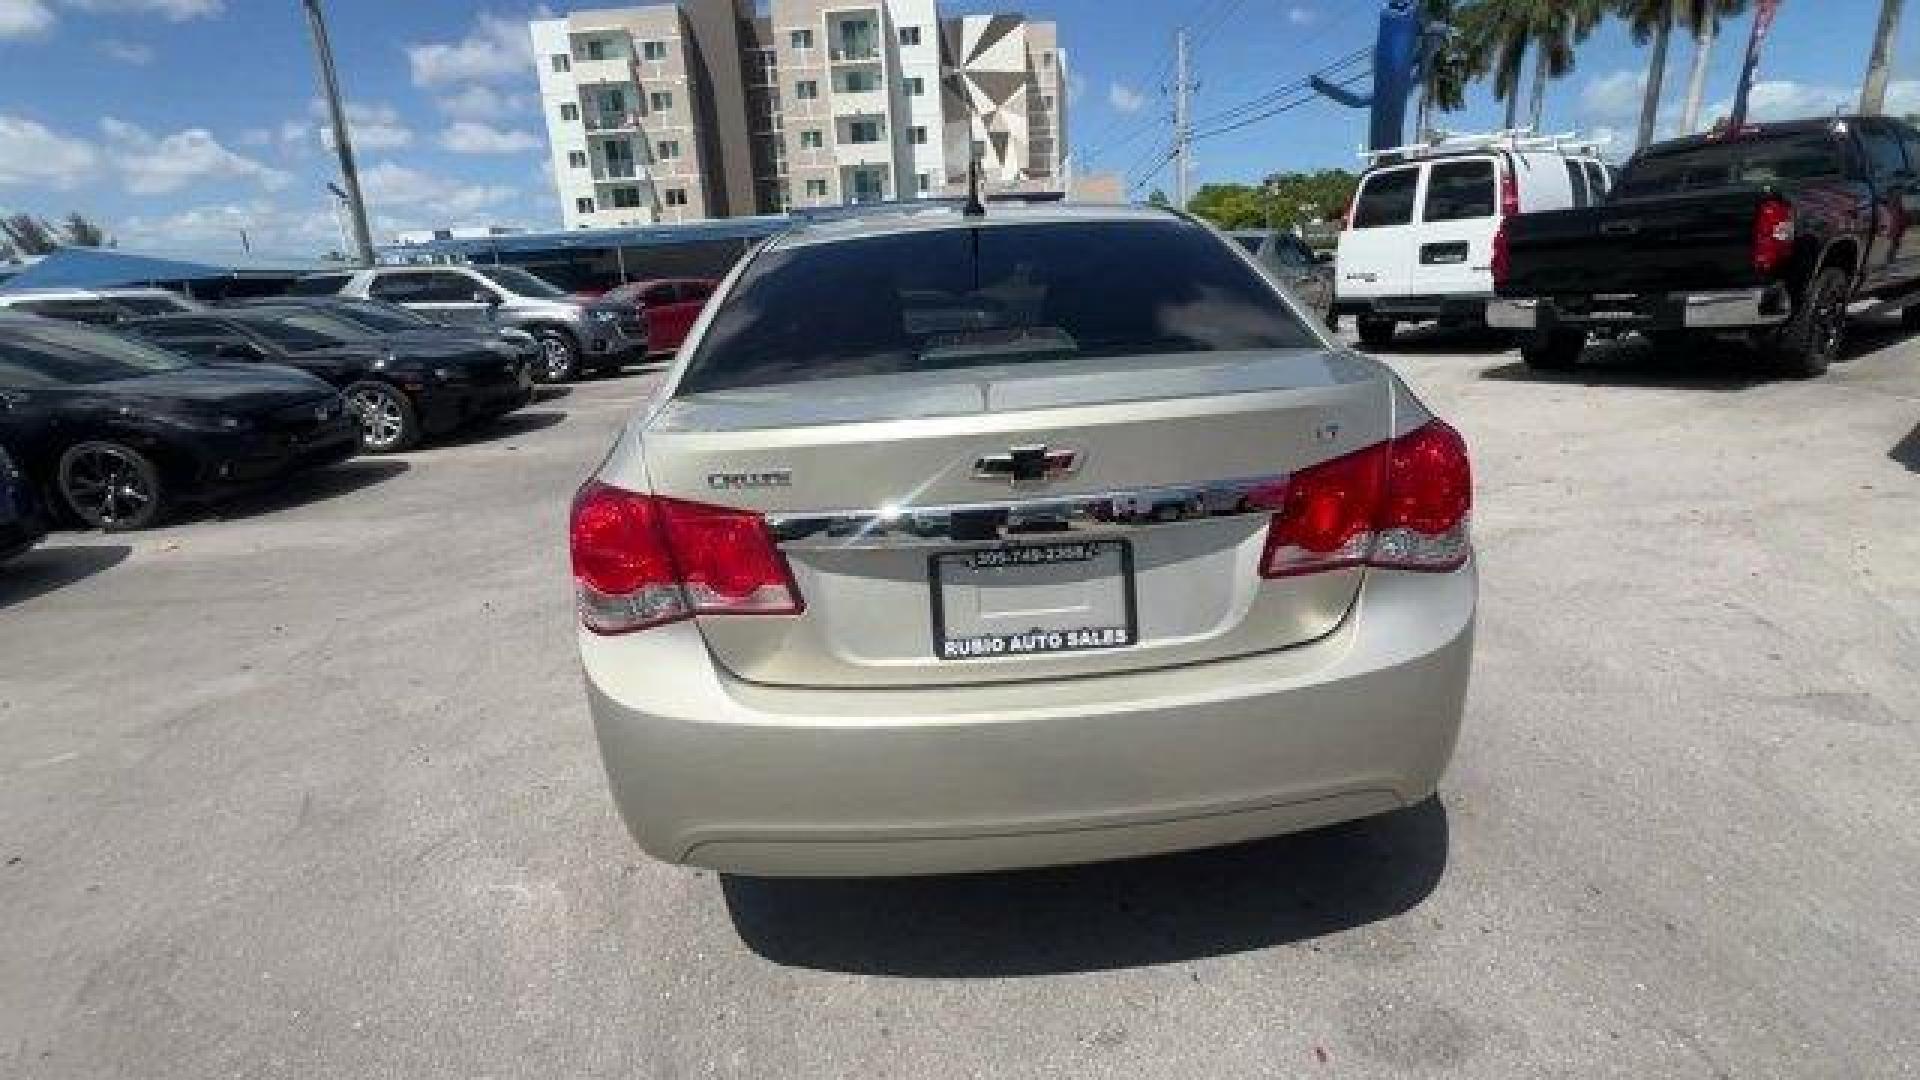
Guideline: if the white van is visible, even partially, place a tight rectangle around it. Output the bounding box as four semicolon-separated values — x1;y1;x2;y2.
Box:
1333;137;1613;348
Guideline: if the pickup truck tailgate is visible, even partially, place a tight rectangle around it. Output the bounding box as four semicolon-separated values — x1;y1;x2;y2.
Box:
1501;188;1770;296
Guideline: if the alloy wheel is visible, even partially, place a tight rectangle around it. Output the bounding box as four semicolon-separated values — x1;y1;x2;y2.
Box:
63;445;154;527
349;386;406;450
542;337;574;381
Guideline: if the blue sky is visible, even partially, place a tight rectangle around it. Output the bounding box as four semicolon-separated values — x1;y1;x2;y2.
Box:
0;0;1913;254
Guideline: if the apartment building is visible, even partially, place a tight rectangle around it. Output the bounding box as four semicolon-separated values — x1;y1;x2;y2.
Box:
533;0;1066;226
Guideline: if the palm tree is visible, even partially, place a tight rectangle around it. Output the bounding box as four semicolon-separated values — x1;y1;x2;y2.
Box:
1678;0;1746;134
1861;0;1907;114
1459;0;1606;131
1416;0;1473;139
1617;0;1679;149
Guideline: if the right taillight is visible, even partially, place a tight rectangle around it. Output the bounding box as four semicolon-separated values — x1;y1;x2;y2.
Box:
1752;196;1795;276
1490;218;1511;289
1260;420;1472;578
570;481;801;635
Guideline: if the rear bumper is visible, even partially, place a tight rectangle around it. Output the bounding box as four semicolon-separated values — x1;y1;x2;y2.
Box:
1331;294;1492;322
1486;285;1793;331
582;563;1476;877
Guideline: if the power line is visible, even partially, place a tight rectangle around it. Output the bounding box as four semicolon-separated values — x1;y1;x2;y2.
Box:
1190;47;1370;129
1191;69;1371;142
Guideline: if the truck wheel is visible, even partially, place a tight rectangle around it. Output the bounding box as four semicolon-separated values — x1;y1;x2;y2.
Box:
1356;316;1396;350
1766;266;1849;378
1521;329;1587;370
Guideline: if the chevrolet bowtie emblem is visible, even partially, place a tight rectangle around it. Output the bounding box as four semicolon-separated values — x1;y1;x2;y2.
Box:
974;445;1082;486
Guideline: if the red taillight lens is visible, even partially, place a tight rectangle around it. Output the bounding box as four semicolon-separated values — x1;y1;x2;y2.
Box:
569;482;800;635
1260;420;1472;578
1752;197;1795;275
1491;218;1511;289
1498;166;1520;218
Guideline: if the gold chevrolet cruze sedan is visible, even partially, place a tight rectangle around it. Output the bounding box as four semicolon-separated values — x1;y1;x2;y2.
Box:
572;202;1475;877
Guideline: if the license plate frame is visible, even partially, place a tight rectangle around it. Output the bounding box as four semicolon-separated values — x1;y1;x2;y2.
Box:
928;539;1137;661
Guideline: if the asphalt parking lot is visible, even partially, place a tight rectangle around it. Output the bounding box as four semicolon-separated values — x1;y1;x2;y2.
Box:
3;323;1918;1079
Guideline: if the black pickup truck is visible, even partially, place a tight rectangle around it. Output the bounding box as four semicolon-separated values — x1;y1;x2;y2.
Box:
1488;116;1920;376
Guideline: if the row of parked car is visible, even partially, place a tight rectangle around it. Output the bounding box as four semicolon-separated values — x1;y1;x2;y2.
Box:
0;269;719;553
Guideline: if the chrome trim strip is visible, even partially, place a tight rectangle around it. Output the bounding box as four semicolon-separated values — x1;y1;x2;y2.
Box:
767;475;1291;550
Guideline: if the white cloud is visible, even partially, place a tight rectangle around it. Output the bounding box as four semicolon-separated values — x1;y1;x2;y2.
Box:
1581;69;1647;121
359;160;518;219
99;37;153;63
1696;80;1920;129
439;121;539;154
0;0;54;39
310;99;414;151
0;113;99;188
408;9;542;88
1108;81;1146;114
62;0;221;19
100;117;290;195
435;84;531;120
1287;5;1316;26
114;199;339;253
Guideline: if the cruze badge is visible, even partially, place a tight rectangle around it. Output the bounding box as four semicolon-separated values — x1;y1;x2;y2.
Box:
975;445;1082;486
708;469;793;490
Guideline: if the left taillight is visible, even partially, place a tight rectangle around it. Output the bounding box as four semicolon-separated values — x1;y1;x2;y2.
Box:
570;481;801;635
1259;419;1472;578
1752;196;1795;276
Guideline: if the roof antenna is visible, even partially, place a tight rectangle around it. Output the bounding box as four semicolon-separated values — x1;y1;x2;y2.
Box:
963;154;986;218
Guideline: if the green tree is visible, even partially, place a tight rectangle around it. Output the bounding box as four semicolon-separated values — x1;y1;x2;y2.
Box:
1416;0;1472;139
63;212;109;248
1188;184;1270;229
0;212;110;255
1677;1;1746;134
1458;0;1606;131
1146;188;1171;209
1616;0;1678;150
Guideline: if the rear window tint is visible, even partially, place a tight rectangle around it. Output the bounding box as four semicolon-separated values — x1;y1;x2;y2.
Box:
1353;167;1418;228
1425;160;1496;221
288;273;353;296
678;220;1317;395
1616;130;1846;199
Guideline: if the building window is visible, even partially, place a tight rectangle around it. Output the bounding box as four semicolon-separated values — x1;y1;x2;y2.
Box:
904;76;924;97
908;125;927;145
1042;96;1053;110
642;40;668;61
800;129;823;149
611;186;642;209
899;25;920;46
567;150;587;168
790;28;812;50
917;172;930;192
656;139;680;160
575;197;595;214
650;90;672;112
805;178;828;198
796;79;818;100
843;69;877;93
585;39;608;60
848;119;881;144
560;102;579;122
1042;51;1054;68
665;188;688;207
551;54;571;73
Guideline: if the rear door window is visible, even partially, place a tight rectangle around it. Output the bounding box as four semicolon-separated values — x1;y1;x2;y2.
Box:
1425;159;1497;220
288;273;353;296
1352;167;1419;228
1861;121;1908;181
679;220;1317;395
1564;160;1592;207
1616;129;1848;198
370;272;476;304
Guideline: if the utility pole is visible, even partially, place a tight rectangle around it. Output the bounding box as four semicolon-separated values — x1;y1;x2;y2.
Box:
302;0;374;266
1860;0;1905;115
1173;27;1192;210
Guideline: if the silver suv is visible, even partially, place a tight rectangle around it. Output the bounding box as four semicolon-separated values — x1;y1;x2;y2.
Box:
571;203;1477;877
290;264;646;382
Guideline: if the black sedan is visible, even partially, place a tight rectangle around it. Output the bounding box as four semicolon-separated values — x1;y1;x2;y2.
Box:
224;295;544;363
123;306;534;454
0;314;357;531
1;440;47;563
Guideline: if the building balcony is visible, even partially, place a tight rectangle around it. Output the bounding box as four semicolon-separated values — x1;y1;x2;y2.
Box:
830;46;881;64
834;140;892;169
593;162;645;182
571;56;635;85
830;88;888;115
583;111;642;132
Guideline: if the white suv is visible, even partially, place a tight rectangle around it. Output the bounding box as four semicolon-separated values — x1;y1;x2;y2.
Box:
1333;141;1613;348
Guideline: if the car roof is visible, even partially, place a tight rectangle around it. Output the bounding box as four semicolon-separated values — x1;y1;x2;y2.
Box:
0;286;183;300
769;201;1183;250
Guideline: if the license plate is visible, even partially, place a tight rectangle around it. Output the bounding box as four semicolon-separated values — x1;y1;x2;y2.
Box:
1588;310;1643;321
930;540;1136;661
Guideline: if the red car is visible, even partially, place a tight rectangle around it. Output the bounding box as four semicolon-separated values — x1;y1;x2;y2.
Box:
600;278;718;356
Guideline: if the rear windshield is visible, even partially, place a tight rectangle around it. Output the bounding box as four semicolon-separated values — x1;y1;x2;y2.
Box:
1614;130;1848;199
677;220;1317;395
0;323;194;386
1352;167;1419;228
